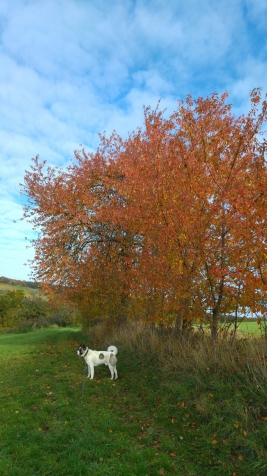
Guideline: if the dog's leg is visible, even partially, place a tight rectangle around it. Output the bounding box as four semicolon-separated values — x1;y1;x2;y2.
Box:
89;364;94;380
114;366;118;379
108;363;114;379
108;364;118;379
87;365;91;378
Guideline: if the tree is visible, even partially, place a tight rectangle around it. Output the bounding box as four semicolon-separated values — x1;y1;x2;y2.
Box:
0;290;25;327
21;89;267;340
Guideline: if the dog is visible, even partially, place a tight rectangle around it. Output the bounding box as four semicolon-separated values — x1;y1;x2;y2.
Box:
76;344;118;380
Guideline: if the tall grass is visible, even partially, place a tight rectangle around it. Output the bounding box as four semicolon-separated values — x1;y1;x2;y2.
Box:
85;321;267;474
87;320;267;380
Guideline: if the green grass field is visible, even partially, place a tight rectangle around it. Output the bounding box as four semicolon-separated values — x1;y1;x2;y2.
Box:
239;321;263;335
1;327;267;476
0;281;39;297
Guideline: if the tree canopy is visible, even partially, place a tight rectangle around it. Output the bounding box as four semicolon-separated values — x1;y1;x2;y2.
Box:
21;89;267;339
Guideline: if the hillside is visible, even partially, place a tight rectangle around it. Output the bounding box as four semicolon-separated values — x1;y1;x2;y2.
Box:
0;276;39;296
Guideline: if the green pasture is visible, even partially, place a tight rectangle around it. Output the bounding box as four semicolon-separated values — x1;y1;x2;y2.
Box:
0;281;38;297
0;327;267;476
238;320;265;335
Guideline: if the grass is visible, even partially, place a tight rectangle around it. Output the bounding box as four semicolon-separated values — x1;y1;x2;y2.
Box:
0;281;39;297
239;321;262;335
0;326;267;475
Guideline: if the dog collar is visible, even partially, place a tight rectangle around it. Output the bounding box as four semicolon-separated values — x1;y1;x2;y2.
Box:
83;349;89;357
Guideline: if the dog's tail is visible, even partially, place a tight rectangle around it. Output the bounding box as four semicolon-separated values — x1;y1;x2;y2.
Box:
107;345;118;356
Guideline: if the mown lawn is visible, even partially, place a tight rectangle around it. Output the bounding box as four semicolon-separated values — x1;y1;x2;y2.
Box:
0;328;267;475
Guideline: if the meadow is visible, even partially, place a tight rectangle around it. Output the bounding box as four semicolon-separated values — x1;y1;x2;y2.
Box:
0;281;38;297
238;321;262;335
0;325;267;476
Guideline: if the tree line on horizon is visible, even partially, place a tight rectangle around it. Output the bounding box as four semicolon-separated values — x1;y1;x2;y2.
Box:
0;276;39;289
21;89;267;341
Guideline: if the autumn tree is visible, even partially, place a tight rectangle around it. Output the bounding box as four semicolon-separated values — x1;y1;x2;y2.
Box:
111;90;267;340
21;151;137;322
21;89;267;340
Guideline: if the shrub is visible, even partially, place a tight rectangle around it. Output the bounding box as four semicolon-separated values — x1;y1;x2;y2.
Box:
0;293;81;332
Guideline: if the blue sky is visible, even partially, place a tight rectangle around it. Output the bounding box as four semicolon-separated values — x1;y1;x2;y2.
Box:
0;0;267;281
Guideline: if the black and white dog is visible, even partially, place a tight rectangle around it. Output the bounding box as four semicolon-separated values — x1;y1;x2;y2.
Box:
77;344;118;380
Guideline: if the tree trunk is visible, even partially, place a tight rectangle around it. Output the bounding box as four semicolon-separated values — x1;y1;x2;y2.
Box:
211;309;218;345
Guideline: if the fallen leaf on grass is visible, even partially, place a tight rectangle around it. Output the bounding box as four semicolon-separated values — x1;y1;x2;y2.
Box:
170;452;176;457
177;401;185;407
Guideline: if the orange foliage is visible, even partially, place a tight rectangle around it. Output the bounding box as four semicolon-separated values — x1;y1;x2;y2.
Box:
21;89;267;337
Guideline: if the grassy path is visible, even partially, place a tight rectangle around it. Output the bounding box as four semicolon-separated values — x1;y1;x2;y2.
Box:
0;328;267;475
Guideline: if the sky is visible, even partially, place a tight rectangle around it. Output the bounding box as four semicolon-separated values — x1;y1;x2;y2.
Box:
0;0;267;281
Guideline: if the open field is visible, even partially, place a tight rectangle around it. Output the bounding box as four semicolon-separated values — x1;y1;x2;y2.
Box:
1;327;267;475
238;321;263;335
0;281;39;297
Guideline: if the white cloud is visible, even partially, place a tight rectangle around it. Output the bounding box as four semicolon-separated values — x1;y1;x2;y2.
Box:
0;0;266;280
0;196;35;280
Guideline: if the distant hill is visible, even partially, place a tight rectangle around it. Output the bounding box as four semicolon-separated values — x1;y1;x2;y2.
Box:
0;276;39;289
0;276;39;296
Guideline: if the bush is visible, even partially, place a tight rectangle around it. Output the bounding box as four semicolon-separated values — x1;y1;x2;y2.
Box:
0;290;25;327
0;294;81;332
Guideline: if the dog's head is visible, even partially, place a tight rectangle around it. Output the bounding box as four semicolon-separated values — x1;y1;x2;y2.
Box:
76;344;88;357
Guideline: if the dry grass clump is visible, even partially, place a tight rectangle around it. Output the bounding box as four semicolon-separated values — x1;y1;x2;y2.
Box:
85;320;267;384
85;320;163;357
160;333;267;383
